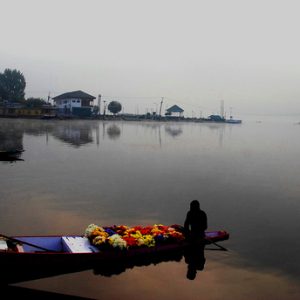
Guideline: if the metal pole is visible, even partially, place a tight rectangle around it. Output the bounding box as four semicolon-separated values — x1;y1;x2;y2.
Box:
98;94;101;116
159;97;164;117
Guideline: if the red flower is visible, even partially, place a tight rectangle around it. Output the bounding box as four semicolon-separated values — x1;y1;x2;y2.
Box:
123;236;138;247
140;226;153;235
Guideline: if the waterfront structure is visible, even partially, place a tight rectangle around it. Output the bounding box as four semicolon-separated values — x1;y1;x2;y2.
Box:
53;90;96;117
0;101;56;118
208;115;225;122
165;105;184;118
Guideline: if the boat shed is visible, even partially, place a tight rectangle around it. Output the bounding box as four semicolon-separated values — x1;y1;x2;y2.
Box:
53;90;96;117
208;115;225;122
165;105;184;117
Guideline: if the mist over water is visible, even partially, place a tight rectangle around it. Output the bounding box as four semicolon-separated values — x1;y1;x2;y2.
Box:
1;117;300;299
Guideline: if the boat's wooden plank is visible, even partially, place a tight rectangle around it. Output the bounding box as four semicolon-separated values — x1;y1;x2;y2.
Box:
16;245;24;253
0;240;8;251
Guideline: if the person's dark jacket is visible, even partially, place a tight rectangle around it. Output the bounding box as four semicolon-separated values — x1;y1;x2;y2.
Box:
184;201;207;238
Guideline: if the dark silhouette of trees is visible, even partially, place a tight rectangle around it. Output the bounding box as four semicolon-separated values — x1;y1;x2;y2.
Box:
25;97;47;107
0;69;26;102
108;101;122;115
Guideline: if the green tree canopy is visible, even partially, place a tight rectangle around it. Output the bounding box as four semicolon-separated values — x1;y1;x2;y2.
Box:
0;68;26;102
108;101;122;115
25;97;47;107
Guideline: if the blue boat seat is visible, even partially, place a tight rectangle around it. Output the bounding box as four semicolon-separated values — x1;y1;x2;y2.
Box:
62;236;99;253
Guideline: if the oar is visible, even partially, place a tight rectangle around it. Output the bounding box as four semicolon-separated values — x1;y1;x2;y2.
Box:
204;237;228;251
0;234;59;253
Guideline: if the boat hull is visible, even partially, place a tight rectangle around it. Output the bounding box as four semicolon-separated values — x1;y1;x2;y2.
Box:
0;230;229;284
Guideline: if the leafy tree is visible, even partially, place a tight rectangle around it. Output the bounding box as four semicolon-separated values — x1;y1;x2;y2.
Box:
108;101;122;115
25;97;47;107
0;68;26;102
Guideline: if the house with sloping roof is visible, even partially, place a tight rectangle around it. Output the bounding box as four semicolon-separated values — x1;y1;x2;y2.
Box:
165;105;184;117
53;90;96;117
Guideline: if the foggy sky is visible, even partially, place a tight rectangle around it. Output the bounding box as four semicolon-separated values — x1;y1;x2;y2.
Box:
1;0;299;117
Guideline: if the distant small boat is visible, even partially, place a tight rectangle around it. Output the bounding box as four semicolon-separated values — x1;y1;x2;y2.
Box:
0;149;24;157
198;114;242;124
0;156;24;162
225;118;242;124
225;115;242;124
41;114;57;120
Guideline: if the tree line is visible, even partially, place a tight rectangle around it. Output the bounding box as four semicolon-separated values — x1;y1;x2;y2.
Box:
0;68;122;113
0;68;47;107
0;69;26;102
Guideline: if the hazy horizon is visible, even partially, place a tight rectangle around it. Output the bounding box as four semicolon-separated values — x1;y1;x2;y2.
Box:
1;0;300;117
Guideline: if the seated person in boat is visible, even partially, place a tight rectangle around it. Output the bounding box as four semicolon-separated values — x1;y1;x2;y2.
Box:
184;200;207;241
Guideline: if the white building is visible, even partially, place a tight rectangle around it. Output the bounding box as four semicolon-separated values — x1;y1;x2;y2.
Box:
53;90;96;116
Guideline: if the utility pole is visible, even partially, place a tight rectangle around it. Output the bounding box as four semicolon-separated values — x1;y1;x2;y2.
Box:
98;94;101;116
159;97;164;117
103;100;106;118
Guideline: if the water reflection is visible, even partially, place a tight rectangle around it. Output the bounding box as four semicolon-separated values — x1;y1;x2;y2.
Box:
0;120;24;151
51;122;94;147
0;121;25;163
93;247;184;277
165;125;183;137
106;124;121;140
0;156;24;163
184;242;206;280
1;243;207;284
0;119;230;151
16;252;300;300
2;285;93;300
0;119;97;148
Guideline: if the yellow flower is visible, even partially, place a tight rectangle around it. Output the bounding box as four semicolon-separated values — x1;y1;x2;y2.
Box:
93;235;107;245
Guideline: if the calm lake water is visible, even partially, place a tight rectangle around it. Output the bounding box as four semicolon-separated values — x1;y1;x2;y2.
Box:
1;117;300;299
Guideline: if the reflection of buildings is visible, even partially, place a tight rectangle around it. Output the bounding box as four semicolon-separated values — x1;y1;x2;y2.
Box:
0;119;97;149
0;118;232;151
51;122;94;147
165;125;183;137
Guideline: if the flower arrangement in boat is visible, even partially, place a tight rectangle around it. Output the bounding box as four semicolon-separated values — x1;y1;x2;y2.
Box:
85;224;109;247
107;234;127;250
85;224;185;250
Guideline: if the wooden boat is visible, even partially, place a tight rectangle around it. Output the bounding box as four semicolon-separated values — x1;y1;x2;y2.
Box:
41;114;57;120
225;115;242;124
0;149;24;157
0;156;24;162
225;119;242;124
0;227;229;283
